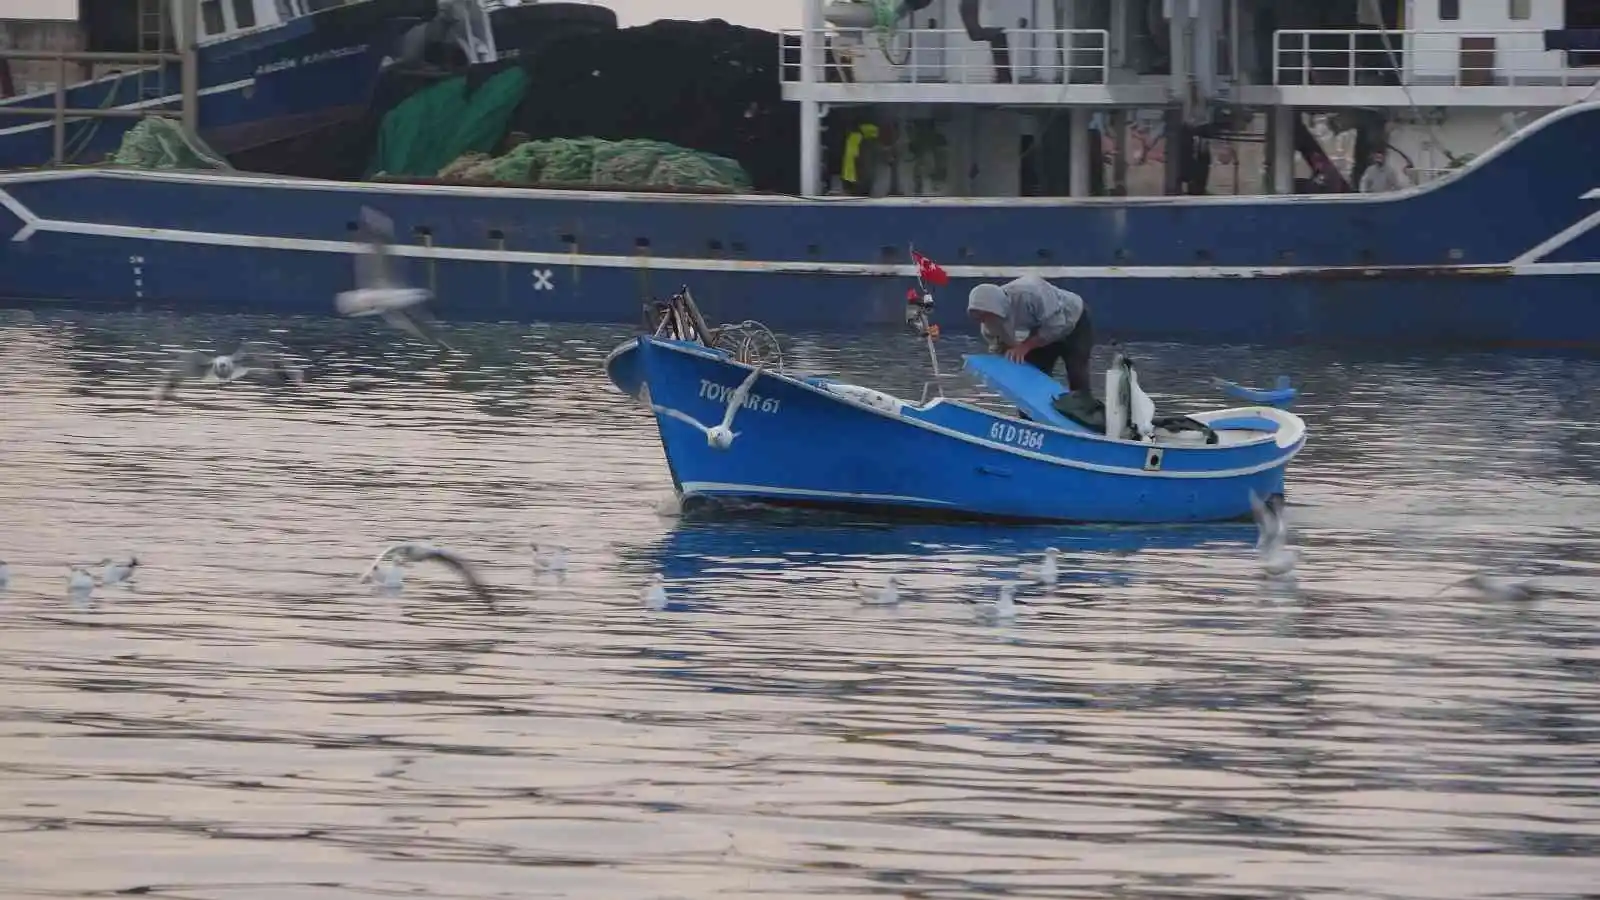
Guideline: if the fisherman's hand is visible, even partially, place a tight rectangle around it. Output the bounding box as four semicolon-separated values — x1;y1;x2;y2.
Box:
1003;345;1030;363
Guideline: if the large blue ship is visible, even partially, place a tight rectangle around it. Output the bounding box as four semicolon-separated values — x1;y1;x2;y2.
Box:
0;0;1597;346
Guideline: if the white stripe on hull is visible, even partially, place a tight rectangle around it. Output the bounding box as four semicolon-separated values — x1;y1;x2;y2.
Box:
0;185;1596;279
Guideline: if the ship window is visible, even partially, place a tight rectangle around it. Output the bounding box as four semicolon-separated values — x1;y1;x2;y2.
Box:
200;0;225;35
232;0;257;28
1439;0;1459;20
1509;0;1530;19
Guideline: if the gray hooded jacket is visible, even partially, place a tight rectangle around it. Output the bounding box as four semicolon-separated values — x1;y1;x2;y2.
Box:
967;275;1085;351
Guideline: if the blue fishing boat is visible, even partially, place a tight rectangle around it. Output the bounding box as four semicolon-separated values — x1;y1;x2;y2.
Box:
608;330;1307;525
0;1;1598;346
0;0;459;169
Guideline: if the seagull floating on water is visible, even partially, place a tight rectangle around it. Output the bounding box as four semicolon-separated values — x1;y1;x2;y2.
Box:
642;574;669;610
1020;548;1060;585
95;556;139;587
67;566;96;603
1249;490;1298;577
154;341;304;403
852;575;903;606
335;206;454;350
650;366;761;450
358;541;494;604
968;583;1022;623
532;542;569;576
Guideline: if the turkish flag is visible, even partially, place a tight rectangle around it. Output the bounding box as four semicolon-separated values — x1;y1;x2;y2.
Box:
913;250;949;287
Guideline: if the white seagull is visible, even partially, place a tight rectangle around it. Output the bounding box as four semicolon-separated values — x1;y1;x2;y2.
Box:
1437;573;1544;603
642;574;669;610
358;541;494;604
852;575;903;606
67;566;96;603
1020;548;1060;585
532;542;569;575
335;206;454;350
95;556;140;587
1249;490;1298;577
968;582;1022;623
650;366;762;450
154;341;304;402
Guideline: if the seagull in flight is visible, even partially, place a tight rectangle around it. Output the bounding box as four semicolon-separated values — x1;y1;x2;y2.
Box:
1436;573;1545;603
1249;490;1298;577
358;541;495;605
650;366;761;450
335;206;454;350
154;341;303;402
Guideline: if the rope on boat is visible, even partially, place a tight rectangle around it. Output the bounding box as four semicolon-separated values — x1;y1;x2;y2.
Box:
711;320;785;373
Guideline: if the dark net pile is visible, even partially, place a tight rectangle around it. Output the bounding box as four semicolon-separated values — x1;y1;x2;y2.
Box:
504;19;798;193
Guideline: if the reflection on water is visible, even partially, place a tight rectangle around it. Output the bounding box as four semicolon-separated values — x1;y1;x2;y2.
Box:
2;310;1599;899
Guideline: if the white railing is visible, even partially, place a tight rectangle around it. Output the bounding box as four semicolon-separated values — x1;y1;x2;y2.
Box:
1274;29;1600;89
780;27;1109;86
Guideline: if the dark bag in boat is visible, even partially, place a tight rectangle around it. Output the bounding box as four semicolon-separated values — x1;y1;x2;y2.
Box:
1051;389;1106;432
1051;391;1220;445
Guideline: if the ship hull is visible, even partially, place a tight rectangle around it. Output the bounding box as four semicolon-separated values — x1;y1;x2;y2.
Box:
1;98;1599;346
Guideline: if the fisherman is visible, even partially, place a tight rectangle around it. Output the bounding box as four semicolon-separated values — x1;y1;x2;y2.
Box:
967;275;1095;393
841;122;881;196
1359;148;1411;193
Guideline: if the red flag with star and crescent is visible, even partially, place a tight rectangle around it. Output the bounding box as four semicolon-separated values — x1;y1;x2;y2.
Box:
913;250;948;287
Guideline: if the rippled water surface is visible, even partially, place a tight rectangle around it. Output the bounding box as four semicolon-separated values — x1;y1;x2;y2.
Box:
3;310;1600;899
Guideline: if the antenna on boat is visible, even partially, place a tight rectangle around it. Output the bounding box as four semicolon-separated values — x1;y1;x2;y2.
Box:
906;243;948;404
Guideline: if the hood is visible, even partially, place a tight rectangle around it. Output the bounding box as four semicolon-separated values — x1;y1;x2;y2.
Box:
966;283;1008;318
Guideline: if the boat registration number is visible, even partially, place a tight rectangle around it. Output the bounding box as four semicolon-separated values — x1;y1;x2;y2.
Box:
989;421;1046;450
700;378;781;414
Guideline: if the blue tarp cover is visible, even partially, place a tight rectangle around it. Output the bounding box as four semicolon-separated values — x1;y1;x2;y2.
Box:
961;354;1091;433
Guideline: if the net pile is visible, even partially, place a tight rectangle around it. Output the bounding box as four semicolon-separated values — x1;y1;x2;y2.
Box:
438;137;751;190
366;65;530;178
506;19;796;192
109;118;227;170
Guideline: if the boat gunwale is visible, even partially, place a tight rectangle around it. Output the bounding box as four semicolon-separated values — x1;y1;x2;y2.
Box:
638;336;1308;480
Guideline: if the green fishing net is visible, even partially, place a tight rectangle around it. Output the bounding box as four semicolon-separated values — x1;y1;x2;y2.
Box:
109;118;226;170
437;137;751;191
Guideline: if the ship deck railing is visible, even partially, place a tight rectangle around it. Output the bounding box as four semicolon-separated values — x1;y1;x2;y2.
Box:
0;48;195;165
1273;28;1600;91
780;26;1126;104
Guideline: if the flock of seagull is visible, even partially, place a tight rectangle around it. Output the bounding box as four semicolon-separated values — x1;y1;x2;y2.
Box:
150;207;449;404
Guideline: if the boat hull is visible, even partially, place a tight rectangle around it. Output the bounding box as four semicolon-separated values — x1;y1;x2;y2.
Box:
627;337;1305;525
2;97;1600;346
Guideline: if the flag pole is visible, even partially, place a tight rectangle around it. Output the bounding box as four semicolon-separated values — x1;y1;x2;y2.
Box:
909;242;943;402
